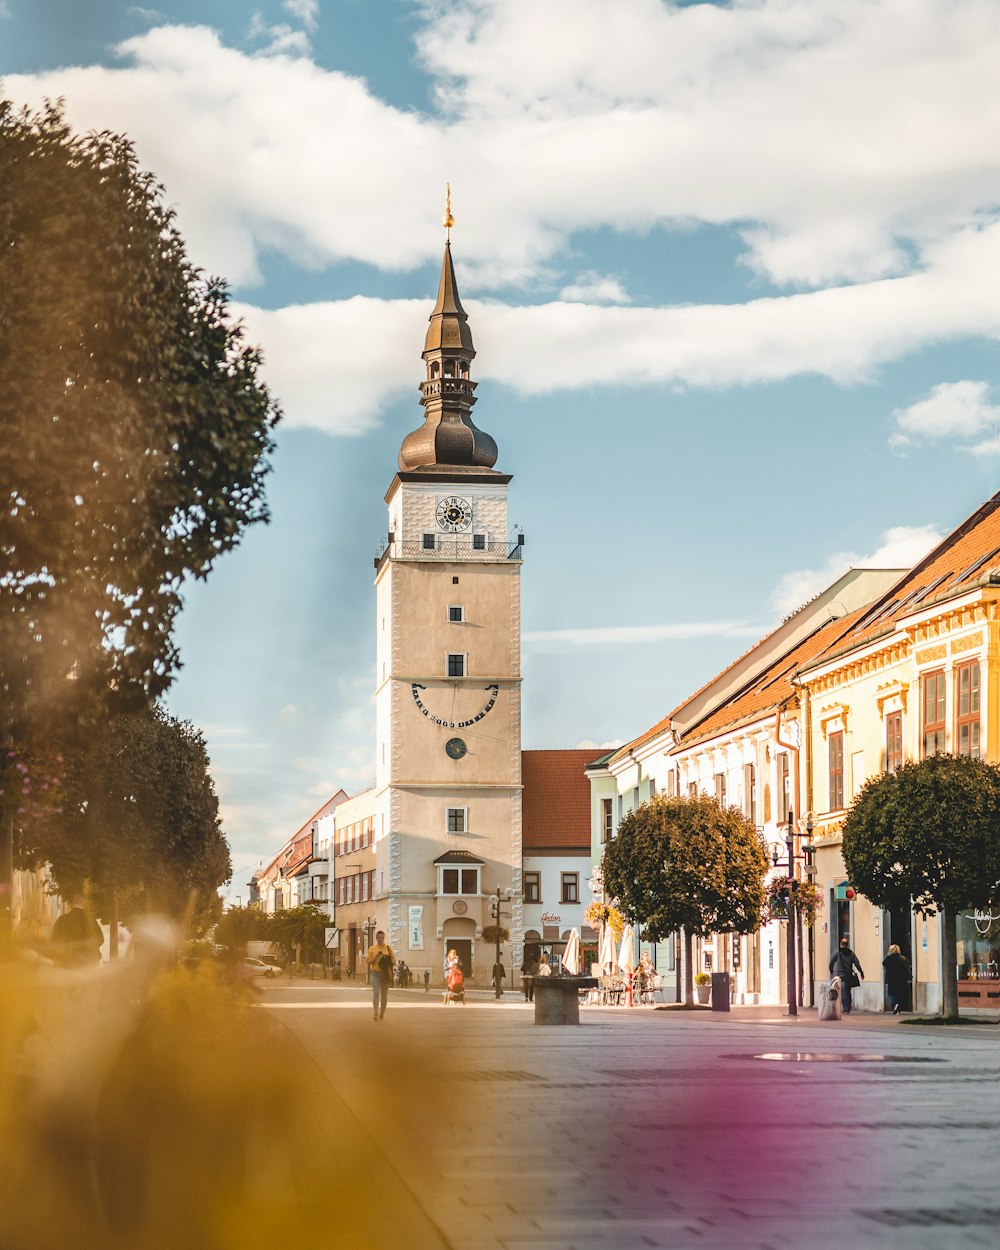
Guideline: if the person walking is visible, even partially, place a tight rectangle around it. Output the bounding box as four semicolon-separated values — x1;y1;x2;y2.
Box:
829;936;864;1015
49;893;104;968
491;960;506;993
443;948;462;1003
365;930;396;1022
882;943;911;1014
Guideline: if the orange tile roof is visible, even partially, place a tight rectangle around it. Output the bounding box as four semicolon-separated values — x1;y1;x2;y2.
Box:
834;491;1000;653
522;749;594;850
674;608;867;750
609;612;821;764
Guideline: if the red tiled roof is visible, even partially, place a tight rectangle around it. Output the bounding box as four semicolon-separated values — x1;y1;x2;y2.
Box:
675;608;867;750
522;749;594;850
837;491;1000;652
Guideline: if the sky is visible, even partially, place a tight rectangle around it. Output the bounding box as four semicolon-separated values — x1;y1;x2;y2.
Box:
6;0;1000;896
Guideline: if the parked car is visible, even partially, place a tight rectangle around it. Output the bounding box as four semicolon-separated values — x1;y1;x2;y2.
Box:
242;957;277;979
259;954;284;969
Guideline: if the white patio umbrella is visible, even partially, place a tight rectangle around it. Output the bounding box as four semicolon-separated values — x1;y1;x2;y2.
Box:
561;927;581;976
598;924;616;972
618;923;636;974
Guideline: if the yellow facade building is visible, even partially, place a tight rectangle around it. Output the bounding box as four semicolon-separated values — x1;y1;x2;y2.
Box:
796;491;1000;1014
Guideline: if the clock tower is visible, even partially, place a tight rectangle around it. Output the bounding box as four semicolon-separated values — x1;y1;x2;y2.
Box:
373;202;523;981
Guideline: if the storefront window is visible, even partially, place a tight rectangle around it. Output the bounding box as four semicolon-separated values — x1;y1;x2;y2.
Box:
956;909;1000;979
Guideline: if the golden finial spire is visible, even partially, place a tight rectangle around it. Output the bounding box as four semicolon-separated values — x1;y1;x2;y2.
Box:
442;183;454;238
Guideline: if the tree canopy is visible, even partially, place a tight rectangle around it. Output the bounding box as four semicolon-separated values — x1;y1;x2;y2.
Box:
843;754;1000;917
0;98;280;745
842;753;1000;1018
15;704;232;932
602;794;768;941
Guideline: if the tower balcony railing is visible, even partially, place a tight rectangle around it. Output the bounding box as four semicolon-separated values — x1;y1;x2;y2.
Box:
375;532;524;571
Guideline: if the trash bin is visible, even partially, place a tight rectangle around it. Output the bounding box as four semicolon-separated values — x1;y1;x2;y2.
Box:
710;971;730;1012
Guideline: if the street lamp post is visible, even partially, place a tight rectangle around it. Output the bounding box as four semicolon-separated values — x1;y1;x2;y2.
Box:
772;811;798;1016
802;813;816;1008
489;884;514;999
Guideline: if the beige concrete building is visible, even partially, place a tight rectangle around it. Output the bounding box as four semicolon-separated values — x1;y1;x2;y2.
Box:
370;235;524;983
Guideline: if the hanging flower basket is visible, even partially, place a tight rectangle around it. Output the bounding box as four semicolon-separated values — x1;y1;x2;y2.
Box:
482;924;509;944
583;901;624;938
766;876;822;925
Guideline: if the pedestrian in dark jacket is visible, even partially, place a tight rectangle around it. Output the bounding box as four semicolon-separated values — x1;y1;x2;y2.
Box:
882;944;911;1014
829;937;864;1014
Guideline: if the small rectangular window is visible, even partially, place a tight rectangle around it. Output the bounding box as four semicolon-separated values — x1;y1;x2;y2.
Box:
744;763;756;821
715;772;726;807
422;533;436;550
922;670;947;756
447;807;467;834
448;605;464;622
472;533;486;550
460;868;479;894
777;754;790;823
560;873;579;905
524;871;541;903
886;710;903;773
601;797;613;844
828;731;844;811
956;660;981;758
688;782;698;798
447;653;465;678
442;869;459;894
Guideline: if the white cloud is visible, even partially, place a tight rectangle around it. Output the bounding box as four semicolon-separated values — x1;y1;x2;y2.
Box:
8;6;1000;433
770;524;943;617
283;0;318;32
6;0;1000;294
575;738;624;751
891;380;1000;451
559;272;631;304
237;220;1000;434
523;622;763;647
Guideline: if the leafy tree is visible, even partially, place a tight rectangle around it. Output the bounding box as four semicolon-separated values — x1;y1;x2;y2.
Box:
843;754;1000;1019
266;905;328;966
0;99;279;920
602;794;768;1003
214;905;269;955
17;704;232;934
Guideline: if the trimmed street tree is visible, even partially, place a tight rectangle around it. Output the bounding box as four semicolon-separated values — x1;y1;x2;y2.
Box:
602;794;768;1003
0;99;279;924
842;753;1000;1019
17;704;232;936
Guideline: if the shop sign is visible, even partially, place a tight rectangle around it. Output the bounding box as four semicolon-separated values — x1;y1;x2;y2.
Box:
540;912;561;924
408;905;424;950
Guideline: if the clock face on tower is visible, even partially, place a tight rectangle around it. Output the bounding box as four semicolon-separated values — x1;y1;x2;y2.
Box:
436;496;473;532
445;737;468;759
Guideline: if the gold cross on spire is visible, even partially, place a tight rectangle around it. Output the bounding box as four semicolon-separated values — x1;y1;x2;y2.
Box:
442;183;454;238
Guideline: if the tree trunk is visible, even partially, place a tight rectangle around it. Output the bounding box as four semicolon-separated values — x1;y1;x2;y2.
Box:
683;928;694;1005
674;931;682;1003
941;906;958;1020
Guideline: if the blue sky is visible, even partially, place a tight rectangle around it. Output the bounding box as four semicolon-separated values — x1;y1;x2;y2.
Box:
6;0;1000;894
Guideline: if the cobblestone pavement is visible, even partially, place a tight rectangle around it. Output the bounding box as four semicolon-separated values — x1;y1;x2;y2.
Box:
260;983;1000;1250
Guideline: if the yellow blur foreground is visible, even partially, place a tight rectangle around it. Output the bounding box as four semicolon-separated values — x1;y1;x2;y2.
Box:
0;931;441;1250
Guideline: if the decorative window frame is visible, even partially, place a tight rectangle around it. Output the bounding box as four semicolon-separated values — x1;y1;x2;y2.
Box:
875;681;908;719
818;702;849;738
